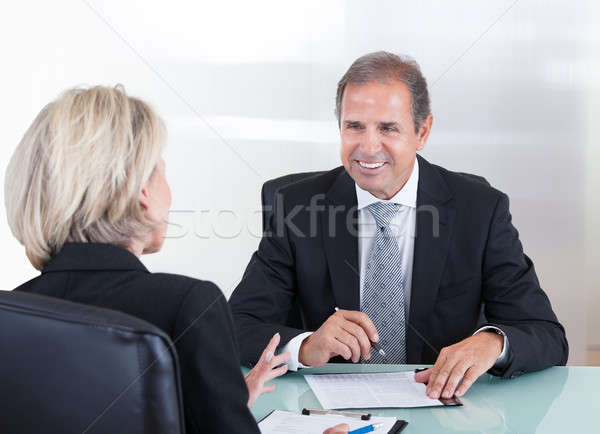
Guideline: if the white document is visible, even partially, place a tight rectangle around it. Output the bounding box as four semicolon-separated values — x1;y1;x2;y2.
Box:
304;372;443;409
258;410;398;434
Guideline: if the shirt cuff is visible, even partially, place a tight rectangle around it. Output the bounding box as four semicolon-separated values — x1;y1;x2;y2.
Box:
280;331;313;371
473;326;509;368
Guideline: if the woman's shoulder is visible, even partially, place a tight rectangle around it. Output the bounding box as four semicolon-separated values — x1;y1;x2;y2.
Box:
145;272;220;291
144;273;233;338
143;272;225;308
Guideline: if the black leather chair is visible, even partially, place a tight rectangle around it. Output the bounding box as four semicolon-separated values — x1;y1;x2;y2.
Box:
260;171;326;232
0;290;185;434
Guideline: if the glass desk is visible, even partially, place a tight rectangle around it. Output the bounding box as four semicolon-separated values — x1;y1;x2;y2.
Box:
244;364;598;433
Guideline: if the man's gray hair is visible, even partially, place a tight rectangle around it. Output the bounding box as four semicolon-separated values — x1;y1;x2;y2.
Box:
335;51;431;133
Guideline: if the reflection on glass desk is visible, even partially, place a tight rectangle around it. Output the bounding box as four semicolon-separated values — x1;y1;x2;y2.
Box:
243;364;598;433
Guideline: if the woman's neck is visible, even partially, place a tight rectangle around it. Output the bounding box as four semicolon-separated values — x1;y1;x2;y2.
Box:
126;237;146;258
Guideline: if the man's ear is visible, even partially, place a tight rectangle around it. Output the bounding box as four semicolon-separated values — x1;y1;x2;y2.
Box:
416;113;433;151
139;186;150;212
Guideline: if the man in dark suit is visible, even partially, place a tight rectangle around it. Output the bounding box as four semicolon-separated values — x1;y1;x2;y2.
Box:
229;51;568;400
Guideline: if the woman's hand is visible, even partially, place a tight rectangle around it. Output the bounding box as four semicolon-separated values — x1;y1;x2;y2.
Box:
244;333;290;408
323;423;350;433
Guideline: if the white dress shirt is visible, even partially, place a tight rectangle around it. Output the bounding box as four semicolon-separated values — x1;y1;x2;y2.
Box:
282;158;508;370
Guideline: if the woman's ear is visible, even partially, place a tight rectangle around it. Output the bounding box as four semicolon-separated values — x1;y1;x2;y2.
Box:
139;186;150;212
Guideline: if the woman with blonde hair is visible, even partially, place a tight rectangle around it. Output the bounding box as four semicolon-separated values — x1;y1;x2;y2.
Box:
5;85;298;433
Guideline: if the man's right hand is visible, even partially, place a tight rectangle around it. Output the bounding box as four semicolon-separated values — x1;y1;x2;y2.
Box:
298;309;379;366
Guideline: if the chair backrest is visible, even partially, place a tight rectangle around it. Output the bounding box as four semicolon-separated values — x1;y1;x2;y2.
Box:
261;171;326;232
0;290;185;434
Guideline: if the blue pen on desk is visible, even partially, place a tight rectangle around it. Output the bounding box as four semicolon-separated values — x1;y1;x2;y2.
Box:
348;422;384;434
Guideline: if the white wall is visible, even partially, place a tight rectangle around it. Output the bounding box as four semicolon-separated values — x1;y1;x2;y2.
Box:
1;0;598;364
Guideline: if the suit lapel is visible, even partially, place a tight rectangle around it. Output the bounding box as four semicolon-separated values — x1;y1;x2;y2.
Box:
321;169;360;311
407;155;456;362
319;158;456;364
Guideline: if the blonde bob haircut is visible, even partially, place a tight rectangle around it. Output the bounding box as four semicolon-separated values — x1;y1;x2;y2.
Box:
5;85;166;270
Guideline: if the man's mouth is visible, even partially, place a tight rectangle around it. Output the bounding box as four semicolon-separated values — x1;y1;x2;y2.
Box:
357;160;385;169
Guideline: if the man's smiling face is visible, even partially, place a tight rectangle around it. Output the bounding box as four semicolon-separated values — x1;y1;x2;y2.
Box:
340;80;432;199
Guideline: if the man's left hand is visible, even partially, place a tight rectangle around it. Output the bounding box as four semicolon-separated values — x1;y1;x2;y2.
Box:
414;332;504;399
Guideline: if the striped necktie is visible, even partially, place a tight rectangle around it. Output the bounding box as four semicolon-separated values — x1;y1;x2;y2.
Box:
361;202;407;364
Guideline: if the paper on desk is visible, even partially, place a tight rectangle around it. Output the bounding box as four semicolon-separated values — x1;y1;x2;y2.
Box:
304;371;443;409
258;410;398;434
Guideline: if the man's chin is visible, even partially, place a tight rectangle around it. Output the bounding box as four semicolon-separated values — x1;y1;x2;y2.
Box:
343;164;389;196
354;177;386;196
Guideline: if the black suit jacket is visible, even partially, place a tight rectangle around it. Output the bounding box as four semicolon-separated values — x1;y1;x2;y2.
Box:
229;155;568;378
14;243;259;434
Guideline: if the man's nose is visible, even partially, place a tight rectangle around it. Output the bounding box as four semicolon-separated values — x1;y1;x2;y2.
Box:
361;127;382;154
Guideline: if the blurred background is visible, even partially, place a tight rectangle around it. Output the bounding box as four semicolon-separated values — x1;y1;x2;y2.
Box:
0;0;598;371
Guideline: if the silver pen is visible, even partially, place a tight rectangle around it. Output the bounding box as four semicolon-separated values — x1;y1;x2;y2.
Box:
335;307;387;361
